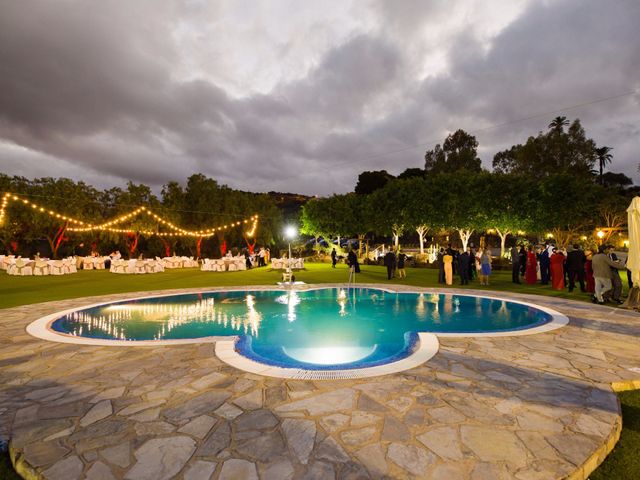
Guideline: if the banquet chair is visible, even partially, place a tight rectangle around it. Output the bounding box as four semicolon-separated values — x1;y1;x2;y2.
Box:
64;258;77;274
150;260;164;273
134;261;148;274
49;260;65;275
110;260;126;274
8;258;33;276
33;260;50;275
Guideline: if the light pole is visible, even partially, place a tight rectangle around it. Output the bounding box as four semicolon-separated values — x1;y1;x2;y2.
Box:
284;225;297;283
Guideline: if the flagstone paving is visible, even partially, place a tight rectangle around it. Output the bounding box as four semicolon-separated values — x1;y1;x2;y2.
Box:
1;285;639;479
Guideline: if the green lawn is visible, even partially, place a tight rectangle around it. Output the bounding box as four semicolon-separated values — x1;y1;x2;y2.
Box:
0;262;606;309
590;389;640;479
0;262;636;478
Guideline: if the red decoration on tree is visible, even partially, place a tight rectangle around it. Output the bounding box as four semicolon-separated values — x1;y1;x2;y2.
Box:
244;236;256;254
220;239;227;256
196;237;203;258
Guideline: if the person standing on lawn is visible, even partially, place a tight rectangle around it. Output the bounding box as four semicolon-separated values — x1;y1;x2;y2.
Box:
566;244;586;292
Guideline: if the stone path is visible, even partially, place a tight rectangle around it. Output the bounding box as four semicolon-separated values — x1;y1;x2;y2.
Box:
0;285;639;479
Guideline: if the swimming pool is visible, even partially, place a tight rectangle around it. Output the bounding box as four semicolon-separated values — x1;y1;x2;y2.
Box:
29;287;567;375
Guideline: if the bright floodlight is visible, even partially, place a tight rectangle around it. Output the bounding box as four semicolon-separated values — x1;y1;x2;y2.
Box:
285;225;297;239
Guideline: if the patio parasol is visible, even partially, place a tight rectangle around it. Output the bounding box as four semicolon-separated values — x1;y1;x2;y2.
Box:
622;197;640;309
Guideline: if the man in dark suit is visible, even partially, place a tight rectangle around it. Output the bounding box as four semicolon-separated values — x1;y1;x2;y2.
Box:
566;244;586;292
437;248;445;283
511;245;521;284
384;250;396;280
458;248;470;285
539;244;551;285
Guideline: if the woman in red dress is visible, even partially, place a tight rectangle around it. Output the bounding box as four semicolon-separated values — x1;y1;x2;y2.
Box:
584;250;595;293
525;245;538;284
550;248;565;290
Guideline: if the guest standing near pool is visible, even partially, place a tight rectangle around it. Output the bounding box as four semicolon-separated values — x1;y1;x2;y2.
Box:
458;248;470;285
585;250;595;293
397;251;407;279
511;245;521;284
479;249;492;285
384;250;396;280
550;248;565;290
443;251;453;285
526;245;538;284
331;248;337;268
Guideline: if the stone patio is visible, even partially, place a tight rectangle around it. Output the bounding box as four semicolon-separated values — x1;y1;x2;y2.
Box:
1;284;639;479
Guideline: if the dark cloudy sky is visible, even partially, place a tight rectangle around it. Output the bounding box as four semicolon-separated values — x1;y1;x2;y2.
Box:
0;0;638;195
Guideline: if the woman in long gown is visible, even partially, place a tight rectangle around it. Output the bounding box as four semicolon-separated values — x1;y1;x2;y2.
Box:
443;253;453;285
584;250;595;293
525;245;538;284
550;248;565;290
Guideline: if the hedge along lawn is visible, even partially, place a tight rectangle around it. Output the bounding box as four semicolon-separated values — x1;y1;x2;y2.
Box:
0;261;613;310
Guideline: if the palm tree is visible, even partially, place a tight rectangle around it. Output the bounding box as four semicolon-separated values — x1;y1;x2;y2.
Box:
548;116;569;132
596;146;613;184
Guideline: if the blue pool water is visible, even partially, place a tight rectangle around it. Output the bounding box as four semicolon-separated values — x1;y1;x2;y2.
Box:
51;288;552;369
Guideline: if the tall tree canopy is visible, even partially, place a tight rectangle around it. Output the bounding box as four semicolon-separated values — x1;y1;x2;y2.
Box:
424;129;482;174
354;170;395;195
493;118;597;178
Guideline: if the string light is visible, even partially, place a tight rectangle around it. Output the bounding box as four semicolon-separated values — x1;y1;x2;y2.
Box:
0;192;259;238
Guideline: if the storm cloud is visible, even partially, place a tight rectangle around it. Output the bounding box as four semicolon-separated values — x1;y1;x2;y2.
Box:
0;0;638;195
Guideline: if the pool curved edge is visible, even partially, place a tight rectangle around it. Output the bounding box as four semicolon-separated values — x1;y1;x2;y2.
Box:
24;284;571;346
215;332;440;379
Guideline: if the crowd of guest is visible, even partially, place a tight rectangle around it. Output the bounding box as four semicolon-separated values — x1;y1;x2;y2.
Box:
510;243;628;304
433;244;494;286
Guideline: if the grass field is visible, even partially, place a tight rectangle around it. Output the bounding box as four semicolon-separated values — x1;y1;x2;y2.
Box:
0;262;636;478
0;262;609;309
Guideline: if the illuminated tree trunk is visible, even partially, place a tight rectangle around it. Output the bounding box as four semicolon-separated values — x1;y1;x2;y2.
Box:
217;231;227;256
46;223;68;259
416;225;429;254
495;228;511;258
392;224;404;252
358;234;366;257
125;232;140;258
244;237;256;254
457;228;473;252
196;237;203;258
160;238;172;257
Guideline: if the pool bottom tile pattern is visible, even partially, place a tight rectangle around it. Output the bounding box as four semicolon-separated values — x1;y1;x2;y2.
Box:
0;284;639;479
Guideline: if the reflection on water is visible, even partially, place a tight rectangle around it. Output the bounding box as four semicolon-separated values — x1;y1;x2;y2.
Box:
62;296;264;340
54;289;552;344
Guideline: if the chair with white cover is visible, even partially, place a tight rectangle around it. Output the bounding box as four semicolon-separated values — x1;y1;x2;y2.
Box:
49;260;65;275
213;259;225;272
1;255;15;271
83;257;94;269
33;260;50;275
65;258;77;273
94;257;106;269
150;260;164;273
8;258;33;276
201;259;212;271
110;260;126;274
236;260;246;271
134;260;147;274
271;259;282;270
227;261;238;272
0;255;5;270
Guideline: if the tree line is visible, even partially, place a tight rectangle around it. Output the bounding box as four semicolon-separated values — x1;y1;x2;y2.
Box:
303;117;634;256
0;173;283;259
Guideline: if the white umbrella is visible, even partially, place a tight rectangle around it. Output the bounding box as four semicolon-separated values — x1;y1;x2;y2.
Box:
623;197;640;308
